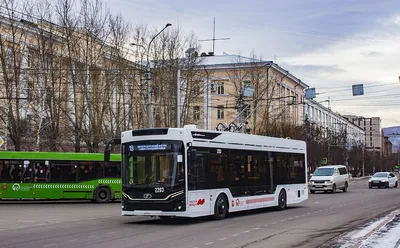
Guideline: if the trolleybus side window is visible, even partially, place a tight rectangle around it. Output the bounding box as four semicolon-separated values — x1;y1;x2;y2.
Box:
209;150;228;189
229;152;247;197
188;151;206;190
247;152;265;195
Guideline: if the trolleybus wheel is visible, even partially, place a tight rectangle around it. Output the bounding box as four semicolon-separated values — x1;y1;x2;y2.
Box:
213;194;228;220
276;189;287;211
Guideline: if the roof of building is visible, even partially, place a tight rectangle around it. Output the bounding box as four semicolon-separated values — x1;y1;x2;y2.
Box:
200;55;267;66
200;54;308;89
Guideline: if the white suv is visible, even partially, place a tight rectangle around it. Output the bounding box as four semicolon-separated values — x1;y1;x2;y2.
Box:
309;165;349;194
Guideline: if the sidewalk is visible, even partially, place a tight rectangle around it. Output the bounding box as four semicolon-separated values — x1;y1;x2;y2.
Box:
329;209;400;248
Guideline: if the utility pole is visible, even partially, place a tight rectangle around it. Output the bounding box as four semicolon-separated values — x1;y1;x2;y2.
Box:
204;66;210;130
362;146;365;177
238;86;244;132
177;69;181;128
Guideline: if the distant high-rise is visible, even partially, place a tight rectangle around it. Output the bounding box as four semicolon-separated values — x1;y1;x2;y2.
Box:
343;115;382;152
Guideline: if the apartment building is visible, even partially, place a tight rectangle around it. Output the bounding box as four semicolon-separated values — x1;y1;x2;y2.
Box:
304;100;365;147
187;54;308;134
0;15;140;151
343;116;382;152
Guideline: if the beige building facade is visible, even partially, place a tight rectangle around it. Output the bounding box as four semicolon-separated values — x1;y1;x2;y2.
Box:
187;55;308;135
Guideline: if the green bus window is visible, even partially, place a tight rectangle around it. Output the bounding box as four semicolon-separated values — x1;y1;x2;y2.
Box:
49;161;77;182
105;162;120;178
0;161;12;182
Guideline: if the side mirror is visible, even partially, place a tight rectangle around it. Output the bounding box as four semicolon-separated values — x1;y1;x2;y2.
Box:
104;149;111;162
104;138;121;162
309;173;313;177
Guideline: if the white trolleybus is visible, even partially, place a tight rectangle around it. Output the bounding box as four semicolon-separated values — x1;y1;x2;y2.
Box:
106;125;308;220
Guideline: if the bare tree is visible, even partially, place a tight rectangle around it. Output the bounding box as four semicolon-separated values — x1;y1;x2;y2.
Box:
148;28;205;128
0;0;34;150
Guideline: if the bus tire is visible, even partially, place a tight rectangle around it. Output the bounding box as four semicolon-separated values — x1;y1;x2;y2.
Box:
95;187;111;203
213;194;228;220
276;189;287;211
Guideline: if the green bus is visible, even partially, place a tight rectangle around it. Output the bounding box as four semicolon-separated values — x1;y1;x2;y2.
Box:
0;151;121;203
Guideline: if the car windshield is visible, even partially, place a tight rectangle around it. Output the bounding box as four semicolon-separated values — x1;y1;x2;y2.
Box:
373;172;388;178
313;168;334;176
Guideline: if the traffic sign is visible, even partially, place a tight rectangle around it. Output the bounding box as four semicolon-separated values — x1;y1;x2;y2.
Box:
321;157;328;165
0;137;4;148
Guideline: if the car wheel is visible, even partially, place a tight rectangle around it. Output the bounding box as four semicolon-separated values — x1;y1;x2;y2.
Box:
395;182;398;188
343;182;348;192
213;194;228;220
310;190;315;194
385;182;389;188
331;184;336;194
369;186;372;189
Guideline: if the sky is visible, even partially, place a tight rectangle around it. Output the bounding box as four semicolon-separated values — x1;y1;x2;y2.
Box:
106;0;400;128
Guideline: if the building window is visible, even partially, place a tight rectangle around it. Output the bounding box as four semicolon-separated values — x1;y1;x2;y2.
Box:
217;105;224;119
193;106;200;121
193;83;200;96
217;83;224;95
243;80;251;89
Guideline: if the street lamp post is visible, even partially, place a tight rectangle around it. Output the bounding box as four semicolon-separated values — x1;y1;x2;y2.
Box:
130;23;172;128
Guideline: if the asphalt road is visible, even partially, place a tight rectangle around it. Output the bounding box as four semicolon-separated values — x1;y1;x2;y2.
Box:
1;178;400;248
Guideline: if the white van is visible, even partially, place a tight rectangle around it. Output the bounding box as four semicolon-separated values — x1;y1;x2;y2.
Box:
309;165;349;194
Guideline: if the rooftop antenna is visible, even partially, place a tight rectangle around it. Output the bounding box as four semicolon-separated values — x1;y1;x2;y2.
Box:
199;17;230;55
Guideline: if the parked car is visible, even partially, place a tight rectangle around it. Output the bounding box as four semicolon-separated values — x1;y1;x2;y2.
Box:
309;165;349;194
368;172;398;188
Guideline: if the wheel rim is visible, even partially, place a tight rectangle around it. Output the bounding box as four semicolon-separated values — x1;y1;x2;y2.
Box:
333;185;336;191
280;192;286;208
99;191;107;200
217;198;226;216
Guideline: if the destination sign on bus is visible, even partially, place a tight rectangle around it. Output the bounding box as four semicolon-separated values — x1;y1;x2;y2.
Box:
130;144;169;151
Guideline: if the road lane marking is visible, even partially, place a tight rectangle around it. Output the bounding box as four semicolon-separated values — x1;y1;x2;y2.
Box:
254;227;260;230
232;234;239;237
272;222;277;224
204;242;214;245
44;244;57;247
107;232;115;235
244;230;251;233
219;238;227;241
15;226;28;229
67;239;77;242
88;236;97;239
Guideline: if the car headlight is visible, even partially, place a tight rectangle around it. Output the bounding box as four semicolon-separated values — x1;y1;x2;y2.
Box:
368;179;372;182
381;179;387;182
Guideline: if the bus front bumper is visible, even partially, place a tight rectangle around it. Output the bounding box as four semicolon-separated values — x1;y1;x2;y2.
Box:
122;210;188;217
